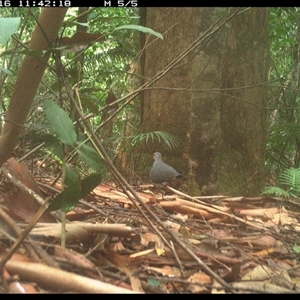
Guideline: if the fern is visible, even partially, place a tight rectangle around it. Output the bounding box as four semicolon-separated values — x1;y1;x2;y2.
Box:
261;167;300;199
120;130;182;150
114;130;183;156
279;168;300;187
261;186;291;198
134;131;182;149
83;47;134;72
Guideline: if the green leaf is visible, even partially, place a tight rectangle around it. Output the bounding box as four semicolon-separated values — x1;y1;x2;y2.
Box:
44;100;77;147
0;67;12;75
279;168;300;188
147;278;161;287
81;173;102;197
77;142;104;173
293;245;300;253
261;186;290;198
47;193;62;211
114;25;163;40
261;167;300;200
62;165;81;211
43;133;64;160
128;131;182;150
0;17;21;45
47;170;102;212
48;164;81;212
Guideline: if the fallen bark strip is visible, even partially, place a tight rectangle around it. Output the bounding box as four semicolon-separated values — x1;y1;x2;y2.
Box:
30;222;134;235
18;222;135;242
231;281;296;294
160;193;268;231
5;259;142;293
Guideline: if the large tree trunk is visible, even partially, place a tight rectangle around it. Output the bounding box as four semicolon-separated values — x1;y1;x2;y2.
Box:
219;8;269;196
140;7;228;195
140;8;202;180
188;8;228;195
140;8;269;197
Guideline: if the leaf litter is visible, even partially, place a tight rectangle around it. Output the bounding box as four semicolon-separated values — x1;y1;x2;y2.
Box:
1;158;300;293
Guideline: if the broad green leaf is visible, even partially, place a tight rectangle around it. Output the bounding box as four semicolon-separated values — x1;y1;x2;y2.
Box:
0;67;12;75
43;133;64;161
61;164;81;211
48;164;81;212
77;142;104;173
114;25;163;40
44;100;77;147
47;191;65;212
0;17;21;45
81;173;102;197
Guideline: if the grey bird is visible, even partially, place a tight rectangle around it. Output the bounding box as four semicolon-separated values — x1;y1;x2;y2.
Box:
149;152;183;183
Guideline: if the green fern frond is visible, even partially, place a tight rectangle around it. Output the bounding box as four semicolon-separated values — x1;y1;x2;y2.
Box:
261;186;291;198
131;131;182;150
278;167;300;188
261;167;300;199
115;130;182;151
83;47;134;71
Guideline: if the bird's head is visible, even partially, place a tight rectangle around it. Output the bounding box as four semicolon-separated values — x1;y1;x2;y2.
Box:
153;152;162;160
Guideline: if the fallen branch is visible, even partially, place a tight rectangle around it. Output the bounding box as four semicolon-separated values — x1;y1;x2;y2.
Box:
4;258;141;293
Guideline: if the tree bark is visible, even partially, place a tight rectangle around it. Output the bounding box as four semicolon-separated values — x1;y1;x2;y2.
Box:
140;8;228;195
140;8;269;197
188;8;228;195
140;8;202;179
219;8;269;196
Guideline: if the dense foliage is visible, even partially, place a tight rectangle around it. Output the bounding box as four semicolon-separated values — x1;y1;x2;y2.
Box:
1;7;300;196
0;8;140;171
264;7;300;197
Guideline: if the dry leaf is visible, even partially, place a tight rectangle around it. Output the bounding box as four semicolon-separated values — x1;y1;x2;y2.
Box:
2;158;55;222
238;207;279;218
146;265;181;277
130;248;156;258
242;265;273;281
187;271;211;293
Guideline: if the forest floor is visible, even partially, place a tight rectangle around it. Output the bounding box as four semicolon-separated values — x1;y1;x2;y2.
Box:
1;157;300;293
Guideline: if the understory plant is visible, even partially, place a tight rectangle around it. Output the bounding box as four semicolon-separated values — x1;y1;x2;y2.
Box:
261;167;300;199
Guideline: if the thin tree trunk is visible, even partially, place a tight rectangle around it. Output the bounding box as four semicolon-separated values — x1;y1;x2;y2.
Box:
0;8;68;167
